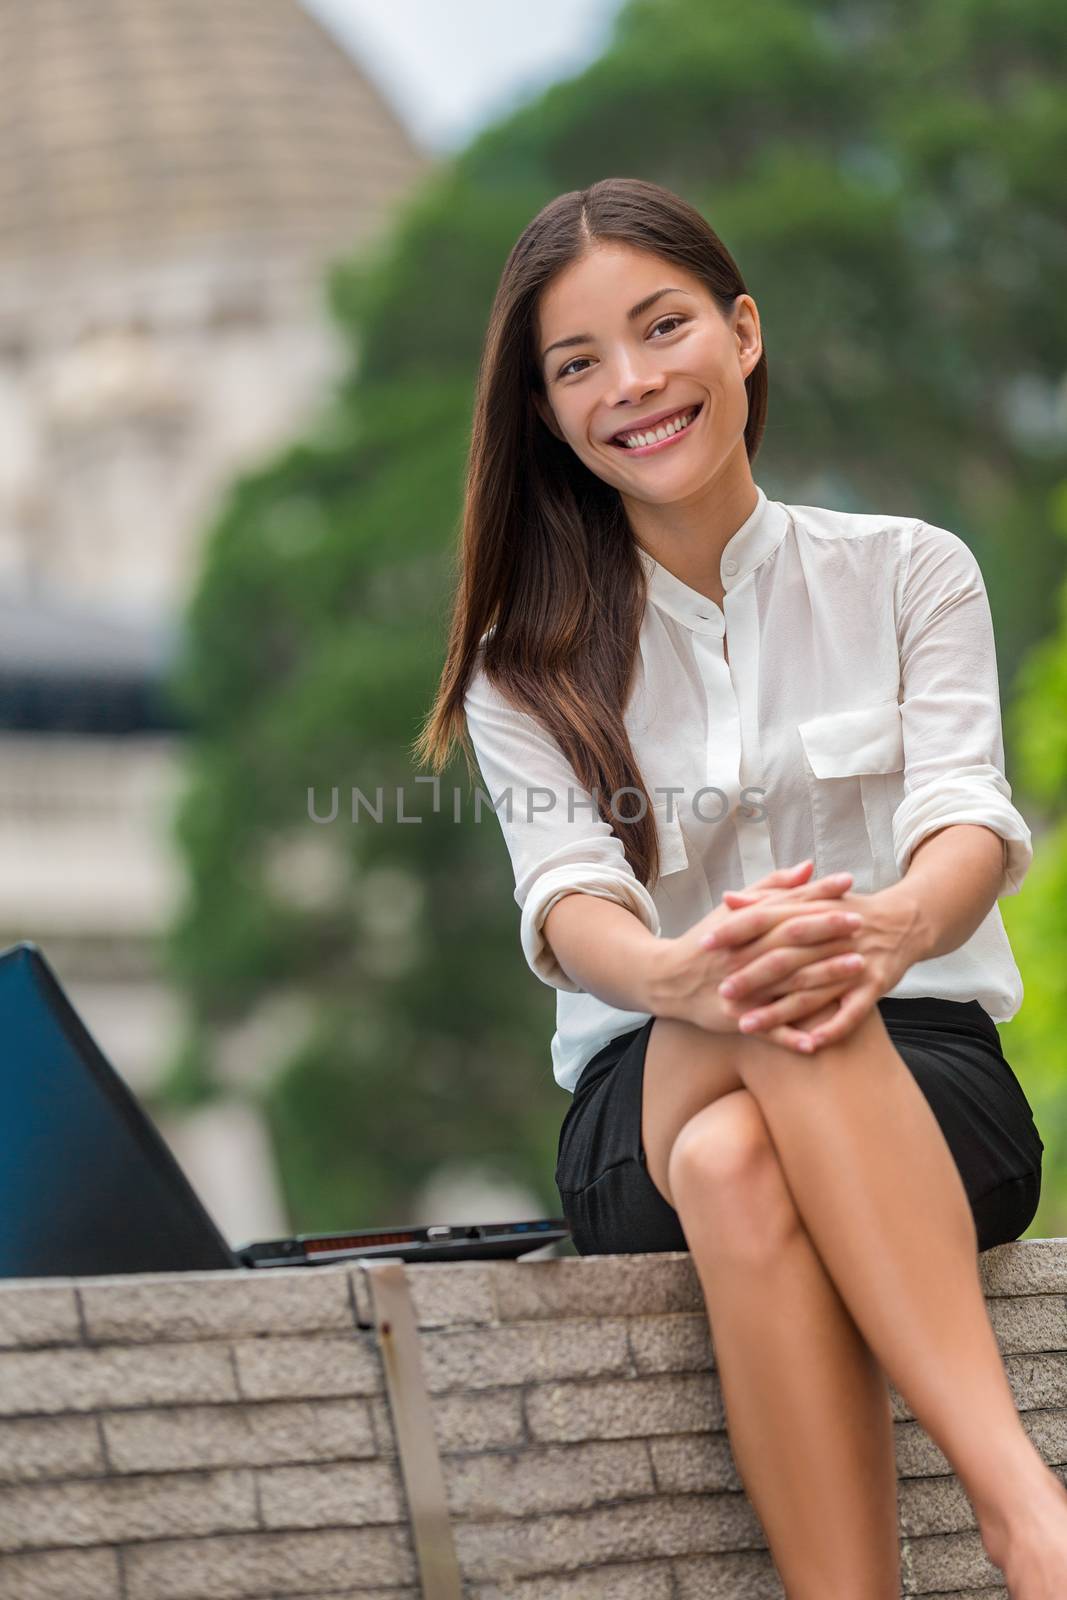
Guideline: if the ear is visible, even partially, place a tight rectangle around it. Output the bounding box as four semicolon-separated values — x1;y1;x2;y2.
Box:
533;390;564;443
733;294;762;377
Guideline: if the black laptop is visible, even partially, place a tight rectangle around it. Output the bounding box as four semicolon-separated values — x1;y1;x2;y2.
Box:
0;941;568;1279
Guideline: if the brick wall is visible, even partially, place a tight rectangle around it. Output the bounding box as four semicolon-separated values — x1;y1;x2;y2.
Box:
1;1241;1064;1598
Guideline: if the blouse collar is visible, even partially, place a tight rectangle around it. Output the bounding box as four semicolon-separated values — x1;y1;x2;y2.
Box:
635;484;791;636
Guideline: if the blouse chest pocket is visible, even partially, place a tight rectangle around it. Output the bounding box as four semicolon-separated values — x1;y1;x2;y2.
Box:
796;699;905;892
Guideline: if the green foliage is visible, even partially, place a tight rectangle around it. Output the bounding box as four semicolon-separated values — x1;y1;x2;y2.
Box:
162;0;1067;1232
1000;485;1067;1238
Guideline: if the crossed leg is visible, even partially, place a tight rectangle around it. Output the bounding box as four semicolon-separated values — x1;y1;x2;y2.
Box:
643;1004;899;1596
641;1002;1059;1597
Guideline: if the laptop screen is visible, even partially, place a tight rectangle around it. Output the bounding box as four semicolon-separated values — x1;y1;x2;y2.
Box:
0;942;236;1278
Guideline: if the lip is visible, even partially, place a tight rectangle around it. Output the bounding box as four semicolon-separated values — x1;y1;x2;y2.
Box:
609;401;703;454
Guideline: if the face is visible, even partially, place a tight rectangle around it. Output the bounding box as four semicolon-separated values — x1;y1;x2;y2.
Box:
533;241;762;502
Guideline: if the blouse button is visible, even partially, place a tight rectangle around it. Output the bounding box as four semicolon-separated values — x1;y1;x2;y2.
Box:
723;558;738;575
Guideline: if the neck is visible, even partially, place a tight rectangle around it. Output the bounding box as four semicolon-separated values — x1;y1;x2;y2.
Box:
626;451;758;602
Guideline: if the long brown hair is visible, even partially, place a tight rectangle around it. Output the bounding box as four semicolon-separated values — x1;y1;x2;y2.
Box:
412;176;768;888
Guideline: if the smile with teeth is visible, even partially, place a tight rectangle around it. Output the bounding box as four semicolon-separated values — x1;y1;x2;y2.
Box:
613;405;701;450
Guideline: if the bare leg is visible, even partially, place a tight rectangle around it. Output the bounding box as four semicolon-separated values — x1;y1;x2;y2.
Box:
644;1011;901;1595
733;1003;1067;1587
667;1089;901;1597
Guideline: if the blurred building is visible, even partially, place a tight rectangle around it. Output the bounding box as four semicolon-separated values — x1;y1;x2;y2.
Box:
0;0;433;1242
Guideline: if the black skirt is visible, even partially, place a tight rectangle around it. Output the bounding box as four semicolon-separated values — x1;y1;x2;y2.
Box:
555;996;1044;1257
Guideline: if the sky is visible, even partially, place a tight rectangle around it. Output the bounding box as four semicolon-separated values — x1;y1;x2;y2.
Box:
301;0;629;154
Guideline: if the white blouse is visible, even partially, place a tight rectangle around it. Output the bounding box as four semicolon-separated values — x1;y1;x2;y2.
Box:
462;483;1033;1094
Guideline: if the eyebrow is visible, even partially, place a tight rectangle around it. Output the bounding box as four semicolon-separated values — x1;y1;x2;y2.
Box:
541;286;694;363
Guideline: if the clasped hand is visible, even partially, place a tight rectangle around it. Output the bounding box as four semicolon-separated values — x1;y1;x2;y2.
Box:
693;860;916;1053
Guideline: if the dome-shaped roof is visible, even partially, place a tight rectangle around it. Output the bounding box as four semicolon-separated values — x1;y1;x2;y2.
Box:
0;0;431;270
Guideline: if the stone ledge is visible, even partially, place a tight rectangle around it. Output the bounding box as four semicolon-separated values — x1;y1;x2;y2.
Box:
0;1239;1060;1597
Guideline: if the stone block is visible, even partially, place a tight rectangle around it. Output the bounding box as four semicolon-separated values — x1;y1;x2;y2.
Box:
647;1431;742;1495
898;1470;984;1539
257;1459;405;1529
1003;1351;1067;1412
445;1438;653;1518
0;1413;105;1482
429;1387;524;1453
627;1311;716;1373
986;1292;1067;1354
0;1342;237;1416
0;1467;256;1550
980;1237;1067;1296
123;1526;416;1599
491;1252;699;1323
0;1282;82;1349
232;1334;382;1402
80;1265;353;1344
267;1593;419;1600
472;1557;677;1598
453;1494;765;1583
673;1547;785;1597
0;1545;120;1599
526;1371;723;1442
901;1527;1002;1594
103;1397;376;1474
418;1318;631;1394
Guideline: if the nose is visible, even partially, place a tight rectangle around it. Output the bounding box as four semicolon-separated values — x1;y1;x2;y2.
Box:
604;364;662;409
606;348;665;410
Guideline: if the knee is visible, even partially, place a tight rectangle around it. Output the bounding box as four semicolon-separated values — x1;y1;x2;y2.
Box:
736;1002;888;1099
667;1091;776;1200
667;1090;800;1256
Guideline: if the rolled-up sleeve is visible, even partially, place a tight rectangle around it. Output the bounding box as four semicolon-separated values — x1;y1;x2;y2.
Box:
891;520;1032;895
462;662;661;991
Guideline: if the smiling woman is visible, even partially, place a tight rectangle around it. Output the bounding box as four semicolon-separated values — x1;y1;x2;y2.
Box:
531;243;764;585
410;176;1057;1596
412;172;1034;1098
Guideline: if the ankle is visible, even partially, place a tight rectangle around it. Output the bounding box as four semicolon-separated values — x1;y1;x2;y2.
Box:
976;1458;1066;1565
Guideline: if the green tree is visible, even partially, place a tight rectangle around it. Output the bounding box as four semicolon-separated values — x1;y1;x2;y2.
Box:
1001;480;1067;1236
160;0;1067;1231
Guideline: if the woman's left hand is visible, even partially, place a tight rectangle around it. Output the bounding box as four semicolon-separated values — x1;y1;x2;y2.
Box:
713;885;923;1049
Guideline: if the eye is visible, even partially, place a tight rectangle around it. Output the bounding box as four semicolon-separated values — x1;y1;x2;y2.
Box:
555;314;688;380
556;352;595;380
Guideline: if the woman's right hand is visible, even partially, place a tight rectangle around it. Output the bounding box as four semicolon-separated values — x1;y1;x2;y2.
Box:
650;861;864;1053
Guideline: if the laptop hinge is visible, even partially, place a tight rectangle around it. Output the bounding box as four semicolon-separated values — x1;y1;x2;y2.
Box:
357;1259;463;1598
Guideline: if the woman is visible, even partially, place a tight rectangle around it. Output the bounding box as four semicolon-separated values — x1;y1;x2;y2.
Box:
415;177;1062;1595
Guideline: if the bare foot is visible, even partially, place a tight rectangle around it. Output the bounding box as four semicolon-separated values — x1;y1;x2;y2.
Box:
982;1468;1067;1598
